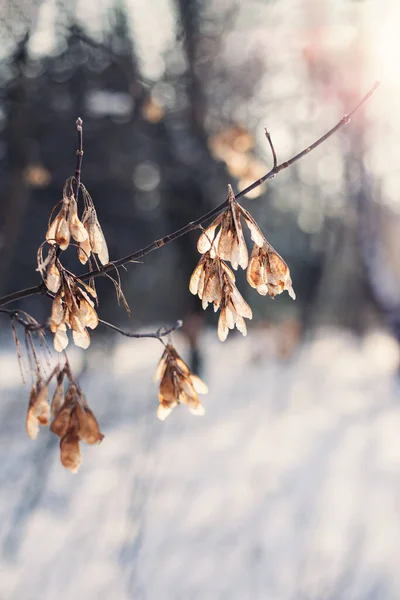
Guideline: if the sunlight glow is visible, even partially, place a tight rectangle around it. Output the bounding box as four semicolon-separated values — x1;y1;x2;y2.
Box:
372;3;400;87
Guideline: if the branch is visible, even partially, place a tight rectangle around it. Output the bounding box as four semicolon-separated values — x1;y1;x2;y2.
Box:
74;118;83;203
98;318;183;340
0;81;380;307
264;129;277;169
0;307;182;343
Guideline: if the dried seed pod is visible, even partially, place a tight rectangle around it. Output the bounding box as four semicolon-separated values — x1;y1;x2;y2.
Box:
51;378;65;418
25;382;50;439
196;185;264;271
83;206;109;266
50;384;78;437
54;323;69;352
45;262;61;294
75;403;104;445
77;238;92;265
48;201;71;251
50;293;65;332
72;328;90;349
155;344;207;420
35;383;50;425
68;197;89;243
25;386;39;440
247;242;295;299
60;431;82;473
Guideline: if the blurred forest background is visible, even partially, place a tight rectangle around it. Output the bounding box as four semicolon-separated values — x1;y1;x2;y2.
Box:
3;1;400;599
0;0;398;342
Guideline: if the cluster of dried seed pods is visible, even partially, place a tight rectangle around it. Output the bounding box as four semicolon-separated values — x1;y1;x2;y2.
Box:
45;178;109;266
190;185;295;341
154;344;208;421
26;364;103;473
50;274;98;351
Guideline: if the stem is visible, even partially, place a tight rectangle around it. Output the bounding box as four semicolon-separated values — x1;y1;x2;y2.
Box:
74;118;83;203
98;318;182;339
0;283;46;306
0;81;380;305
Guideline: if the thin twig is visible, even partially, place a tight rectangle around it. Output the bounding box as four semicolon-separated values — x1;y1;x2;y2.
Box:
0;81;380;306
74;118;83;203
264;129;277;169
98;318;183;339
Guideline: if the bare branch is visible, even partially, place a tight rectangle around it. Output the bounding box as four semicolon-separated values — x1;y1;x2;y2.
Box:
74;118;84;203
264;129;277;169
98;318;183;340
0;81;380;307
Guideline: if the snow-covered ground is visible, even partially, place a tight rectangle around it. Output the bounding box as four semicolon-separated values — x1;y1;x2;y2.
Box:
1;327;400;600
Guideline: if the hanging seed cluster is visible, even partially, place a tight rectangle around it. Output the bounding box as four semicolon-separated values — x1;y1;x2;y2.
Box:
45;178;109;266
26;364;103;473
50;274;98;351
154;344;208;420
190;185;295;341
37;177;109;352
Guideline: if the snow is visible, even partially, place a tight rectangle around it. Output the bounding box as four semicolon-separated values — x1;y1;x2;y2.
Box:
1;328;400;599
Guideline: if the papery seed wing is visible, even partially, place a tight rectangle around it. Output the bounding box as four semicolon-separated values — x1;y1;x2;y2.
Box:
218;217;234;262
189;262;204;296
240;206;265;247
217;309;229;342
235;314;247;337
54;324;69;352
76;404;104;445
46;263;61;293
60;432;82;473
230;286;252;319
180;376;198;403
55;217;71;251
70;311;85;333
202;272;220;310
220;261;236;282
190;374;208;394
247;251;264;289
86;211;109;265
209;228;222;259
154;351;168;382
51;293;65;327
46;215;60;244
175;356;191;375
225;306;235;330
77;298;98;329
51;381;65;417
77;280;97;301
26;407;39;440
188;402;205;416
69;197;89;243
159;368;177;403
197;216;222;254
51;404;74;438
72;328;90;349
157;402;175;421
78;238;92;265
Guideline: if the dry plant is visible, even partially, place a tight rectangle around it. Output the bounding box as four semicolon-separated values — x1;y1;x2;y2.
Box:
0;83;379;472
